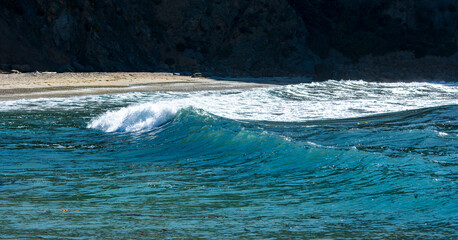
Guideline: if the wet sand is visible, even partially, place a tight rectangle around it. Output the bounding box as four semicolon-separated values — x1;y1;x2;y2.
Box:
0;72;308;101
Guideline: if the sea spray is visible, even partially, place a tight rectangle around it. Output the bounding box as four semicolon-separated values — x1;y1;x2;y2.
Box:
87;102;182;132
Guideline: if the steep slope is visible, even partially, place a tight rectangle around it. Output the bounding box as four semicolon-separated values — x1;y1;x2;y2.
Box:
0;0;312;75
287;0;458;59
0;0;457;79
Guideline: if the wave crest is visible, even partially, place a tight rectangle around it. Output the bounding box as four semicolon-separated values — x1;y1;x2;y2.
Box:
87;103;181;132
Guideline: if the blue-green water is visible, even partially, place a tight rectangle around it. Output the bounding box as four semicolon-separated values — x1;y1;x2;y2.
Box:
1;81;457;239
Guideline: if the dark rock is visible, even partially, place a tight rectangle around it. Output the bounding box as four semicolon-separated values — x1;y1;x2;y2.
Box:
0;0;312;76
11;64;31;72
192;72;202;78
287;0;458;60
72;61;86;72
314;63;336;80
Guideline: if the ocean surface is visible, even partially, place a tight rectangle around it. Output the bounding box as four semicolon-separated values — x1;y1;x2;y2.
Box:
0;80;457;239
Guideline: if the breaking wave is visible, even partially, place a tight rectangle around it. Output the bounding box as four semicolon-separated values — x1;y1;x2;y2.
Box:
87;103;182;132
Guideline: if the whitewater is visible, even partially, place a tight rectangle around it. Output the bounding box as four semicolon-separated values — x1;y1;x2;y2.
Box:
1;80;457;239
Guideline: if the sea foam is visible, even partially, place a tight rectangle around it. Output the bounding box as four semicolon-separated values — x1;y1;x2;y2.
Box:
85;80;458;133
87;102;181;132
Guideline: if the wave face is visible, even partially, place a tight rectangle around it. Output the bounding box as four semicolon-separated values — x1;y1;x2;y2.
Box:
1;81;457;239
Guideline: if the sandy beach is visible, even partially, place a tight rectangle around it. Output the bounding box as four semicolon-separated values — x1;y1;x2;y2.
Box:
0;72;307;101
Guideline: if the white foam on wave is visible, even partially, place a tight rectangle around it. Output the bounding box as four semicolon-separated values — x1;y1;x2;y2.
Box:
87;102;182;132
2;80;457;132
437;132;448;137
183;80;458;121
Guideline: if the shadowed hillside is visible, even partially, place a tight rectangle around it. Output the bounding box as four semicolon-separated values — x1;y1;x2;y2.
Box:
0;0;457;80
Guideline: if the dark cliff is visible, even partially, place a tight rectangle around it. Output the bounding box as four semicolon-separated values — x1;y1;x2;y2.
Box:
1;0;457;79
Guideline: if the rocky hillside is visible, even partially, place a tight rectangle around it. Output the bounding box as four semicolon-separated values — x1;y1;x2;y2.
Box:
1;0;457;80
288;0;458;60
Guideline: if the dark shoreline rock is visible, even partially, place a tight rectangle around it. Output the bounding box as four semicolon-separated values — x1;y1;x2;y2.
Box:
315;51;458;82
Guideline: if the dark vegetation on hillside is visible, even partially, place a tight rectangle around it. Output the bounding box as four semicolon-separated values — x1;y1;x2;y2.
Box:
0;0;457;78
287;0;457;60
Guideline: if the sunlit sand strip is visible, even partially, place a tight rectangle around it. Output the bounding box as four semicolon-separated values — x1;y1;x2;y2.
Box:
0;72;289;100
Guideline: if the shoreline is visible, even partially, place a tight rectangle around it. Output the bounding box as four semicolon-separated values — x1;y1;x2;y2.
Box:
0;72;310;101
1;71;456;101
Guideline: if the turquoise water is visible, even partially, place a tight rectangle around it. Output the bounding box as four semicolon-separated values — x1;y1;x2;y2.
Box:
0;81;457;239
